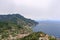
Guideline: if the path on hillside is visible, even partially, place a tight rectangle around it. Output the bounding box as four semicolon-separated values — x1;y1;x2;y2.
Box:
17;33;30;38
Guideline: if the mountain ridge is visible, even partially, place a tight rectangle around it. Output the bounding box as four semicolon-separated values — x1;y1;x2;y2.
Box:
0;14;38;26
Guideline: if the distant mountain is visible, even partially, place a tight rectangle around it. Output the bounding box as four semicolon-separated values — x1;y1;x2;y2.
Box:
0;14;38;26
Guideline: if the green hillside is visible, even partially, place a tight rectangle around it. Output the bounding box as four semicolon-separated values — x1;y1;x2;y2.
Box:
0;14;38;26
0;14;38;40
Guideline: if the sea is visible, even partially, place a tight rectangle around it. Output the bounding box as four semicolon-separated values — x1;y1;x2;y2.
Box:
32;21;60;38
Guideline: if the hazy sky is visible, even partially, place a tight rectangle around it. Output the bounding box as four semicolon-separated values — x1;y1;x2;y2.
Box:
0;0;60;20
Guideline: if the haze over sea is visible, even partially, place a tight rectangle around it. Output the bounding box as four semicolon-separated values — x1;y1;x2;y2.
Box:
33;20;60;38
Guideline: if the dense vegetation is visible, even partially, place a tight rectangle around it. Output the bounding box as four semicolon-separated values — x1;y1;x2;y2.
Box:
20;32;40;40
0;22;32;39
21;32;56;40
0;14;38;40
0;22;20;39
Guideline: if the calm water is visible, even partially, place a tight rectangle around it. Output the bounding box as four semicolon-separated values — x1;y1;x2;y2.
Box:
33;21;60;38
